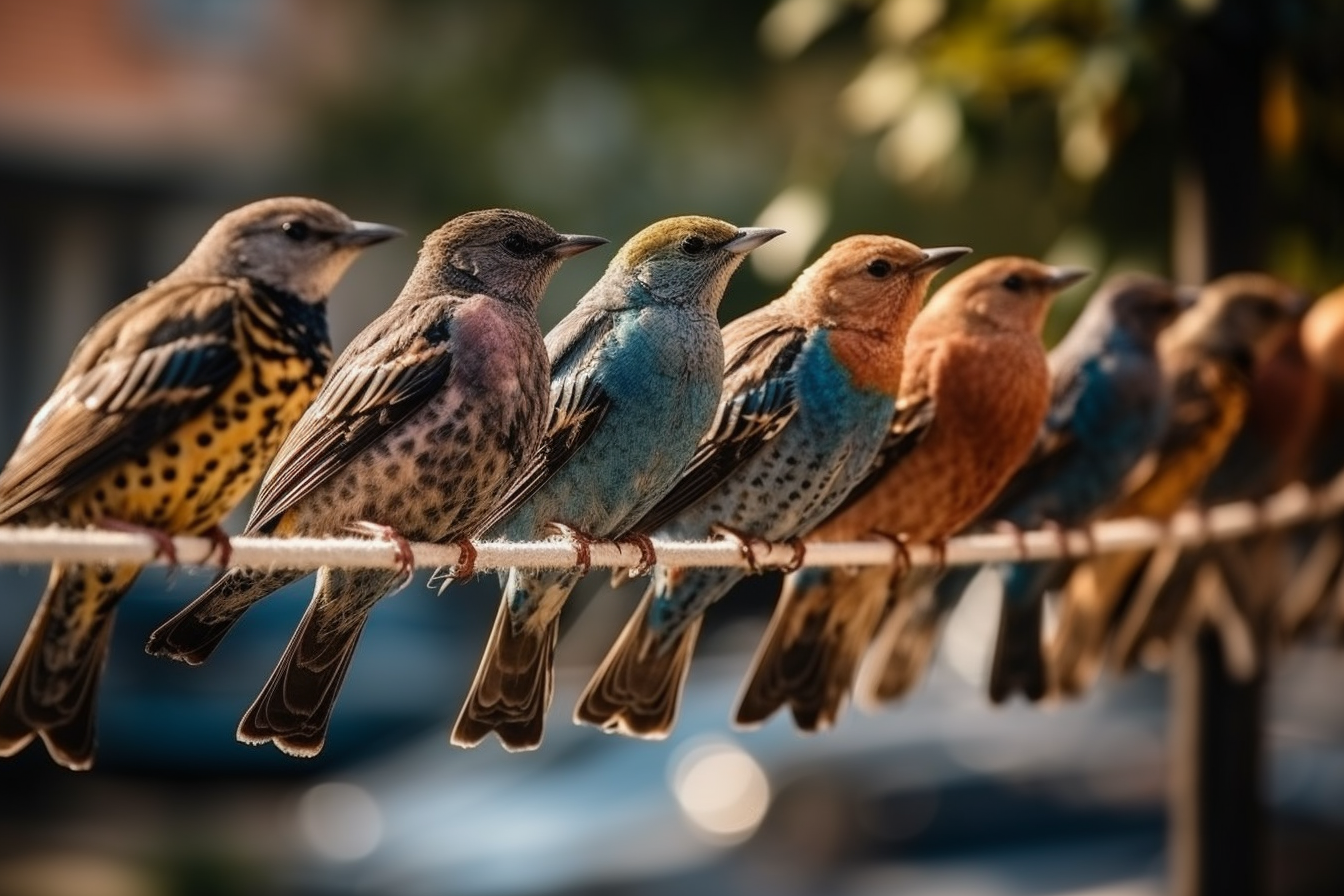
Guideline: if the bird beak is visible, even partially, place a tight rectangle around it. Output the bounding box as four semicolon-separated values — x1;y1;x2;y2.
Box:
723;227;786;254
337;221;405;247
912;246;973;273
548;234;609;258
1046;266;1091;290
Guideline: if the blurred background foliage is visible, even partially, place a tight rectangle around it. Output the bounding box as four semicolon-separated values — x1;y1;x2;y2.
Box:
296;0;1344;342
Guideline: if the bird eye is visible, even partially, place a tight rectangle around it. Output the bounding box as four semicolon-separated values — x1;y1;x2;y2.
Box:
1002;274;1026;292
281;220;311;241
867;259;892;278
681;236;708;255
502;233;534;255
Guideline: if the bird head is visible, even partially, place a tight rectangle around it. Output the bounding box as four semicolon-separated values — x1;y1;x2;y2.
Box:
1172;272;1305;370
1301;283;1344;383
183;196;402;303
1090;273;1195;349
611;216;782;311
409;208;606;309
925;257;1089;336
788;235;970;332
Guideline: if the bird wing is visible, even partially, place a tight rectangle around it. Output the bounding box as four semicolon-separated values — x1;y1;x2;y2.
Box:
1114;356;1248;518
244;298;460;533
630;320;806;534
476;310;618;531
988;352;1165;521
0;278;244;522
822;390;936;522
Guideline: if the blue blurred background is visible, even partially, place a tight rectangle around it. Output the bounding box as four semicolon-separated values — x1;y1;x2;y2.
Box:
1;1;1343;894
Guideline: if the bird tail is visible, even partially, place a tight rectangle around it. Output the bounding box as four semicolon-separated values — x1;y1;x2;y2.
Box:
1110;545;1196;672
145;568;307;664
236;568;396;758
857;581;945;706
574;588;701;739
735;565;889;732
0;563;138;770
1048;549;1147;697
987;561;1067;704
451;599;560;752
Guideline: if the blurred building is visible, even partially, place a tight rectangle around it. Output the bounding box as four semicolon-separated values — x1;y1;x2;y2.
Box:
0;0;373;448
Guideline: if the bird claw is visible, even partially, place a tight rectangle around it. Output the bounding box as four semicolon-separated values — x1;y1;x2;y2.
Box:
780;536;807;573
548;522;595;575
451;538;477;581
100;518;179;574
709;522;763;573
617;533;657;577
347;521;416;589
1042;519;1072;560
995;519;1031;562
929;538;949;574
869;530;913;578
203;525;233;568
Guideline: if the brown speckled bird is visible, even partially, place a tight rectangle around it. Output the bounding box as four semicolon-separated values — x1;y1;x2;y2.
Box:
1049;272;1301;695
0;197;399;769
146;209;604;758
735;258;1082;728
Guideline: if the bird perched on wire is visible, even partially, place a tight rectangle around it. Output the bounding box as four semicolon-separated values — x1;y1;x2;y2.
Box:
914;274;1190;705
1049;272;1302;695
573;235;971;739
449;217;781;752
735;258;1083;728
1279;283;1344;640
0;197;400;769
146;210;604;758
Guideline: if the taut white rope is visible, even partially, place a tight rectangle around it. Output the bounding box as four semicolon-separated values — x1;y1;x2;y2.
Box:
0;475;1339;576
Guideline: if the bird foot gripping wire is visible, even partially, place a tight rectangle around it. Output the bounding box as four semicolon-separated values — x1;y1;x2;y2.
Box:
616;532;658;577
780;536;807;573
346;521;416;591
708;524;805;573
994;519;1035;562
548;522;596;574
869;530;914;578
202;524;234;568
99;518;179;575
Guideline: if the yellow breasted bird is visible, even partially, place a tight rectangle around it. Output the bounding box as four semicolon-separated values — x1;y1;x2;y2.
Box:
0;197;400;769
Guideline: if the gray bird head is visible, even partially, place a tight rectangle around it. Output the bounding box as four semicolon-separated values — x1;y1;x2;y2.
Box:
603;216;782;311
406;208;606;309
1085;273;1193;349
1170;271;1305;368
176;196;402;303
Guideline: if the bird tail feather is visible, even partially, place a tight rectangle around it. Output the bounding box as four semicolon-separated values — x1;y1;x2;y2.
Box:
574;590;700;740
0;564;136;770
857;588;943;706
451;599;559;752
736;566;887;732
145;568;307;664
236;568;393;758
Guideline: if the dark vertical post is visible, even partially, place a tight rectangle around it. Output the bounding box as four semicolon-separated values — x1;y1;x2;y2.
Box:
1173;2;1272;894
1171;625;1269;896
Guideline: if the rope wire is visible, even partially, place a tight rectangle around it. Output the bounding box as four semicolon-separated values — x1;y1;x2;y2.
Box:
0;474;1339;577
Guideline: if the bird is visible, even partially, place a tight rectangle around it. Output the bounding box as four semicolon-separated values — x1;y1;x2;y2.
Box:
736;258;1085;728
573;235;972;739
1049;272;1303;695
919;274;1191;705
146;209;605;758
449;216;781;752
0;196;400;769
